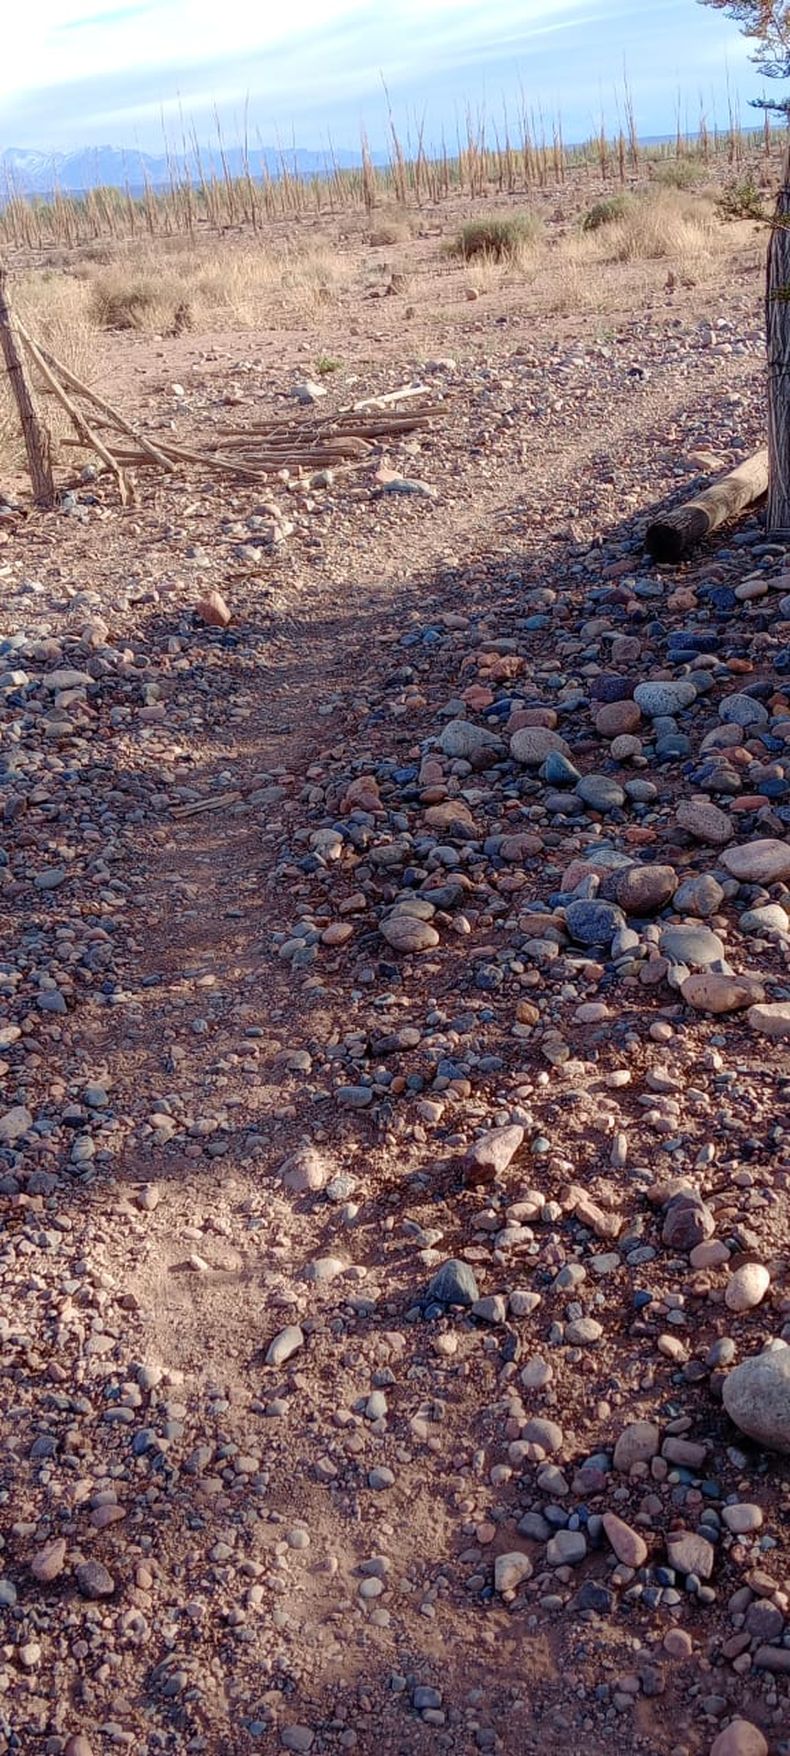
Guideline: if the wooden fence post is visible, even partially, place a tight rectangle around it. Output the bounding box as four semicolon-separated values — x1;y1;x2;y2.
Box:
0;266;55;507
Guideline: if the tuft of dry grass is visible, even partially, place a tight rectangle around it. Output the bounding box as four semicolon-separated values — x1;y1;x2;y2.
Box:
0;272;97;472
450;212;543;264
78;239;353;333
595;190;723;266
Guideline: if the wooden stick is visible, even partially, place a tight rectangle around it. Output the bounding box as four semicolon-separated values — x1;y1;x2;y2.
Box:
15;323;175;473
170;790;242;819
20;331;132;507
0;269;55;507
644;449;769;564
352;383;431;410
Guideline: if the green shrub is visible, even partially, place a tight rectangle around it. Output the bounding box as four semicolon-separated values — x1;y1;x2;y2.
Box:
450;213;541;262
582;195;632;233
717;174;766;221
654;158;704;190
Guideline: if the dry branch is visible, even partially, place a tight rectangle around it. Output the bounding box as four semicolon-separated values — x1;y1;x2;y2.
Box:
644;449;769;563
0;268;54;506
16;323;175;473
20;329;132;507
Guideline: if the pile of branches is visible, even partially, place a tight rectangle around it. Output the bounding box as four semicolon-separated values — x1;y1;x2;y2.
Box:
18;319;442;505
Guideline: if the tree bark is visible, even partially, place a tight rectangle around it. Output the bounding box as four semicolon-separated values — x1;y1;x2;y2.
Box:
0;267;55;507
766;145;790;535
645;448;769;562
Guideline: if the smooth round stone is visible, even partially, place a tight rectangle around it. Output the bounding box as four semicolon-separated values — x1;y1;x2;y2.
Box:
380;914;439;953
623;777;657;802
659;923;725;967
675;798;733;845
437;719;502;757
615;863;677;915
576;774;625;811
681;972;764;1014
510;726;572;766
672;874;725;918
722;1345;790;1453
595;700;641;737
721;1503;763;1534
611;735;643;761
522;1416;563;1454
564;899;625;945
427;1259;479;1307
613;1421;660;1470
634;680;697;716
540;751;581;785
740;903;789;935
709;1720;768;1756
719;693;769;728
721;839;790;884
724;1262;770;1313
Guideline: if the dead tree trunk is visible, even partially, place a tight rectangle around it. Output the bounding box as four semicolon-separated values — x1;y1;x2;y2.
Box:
766;146;790;535
0;268;55;507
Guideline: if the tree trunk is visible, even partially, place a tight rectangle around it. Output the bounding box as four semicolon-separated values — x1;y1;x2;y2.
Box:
0;268;55;507
766;146;790;535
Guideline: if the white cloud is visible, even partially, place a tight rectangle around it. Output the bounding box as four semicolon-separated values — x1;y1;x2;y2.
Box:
0;0;591;101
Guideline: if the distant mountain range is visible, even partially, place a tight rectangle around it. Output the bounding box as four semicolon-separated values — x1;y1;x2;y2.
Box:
0;142;386;199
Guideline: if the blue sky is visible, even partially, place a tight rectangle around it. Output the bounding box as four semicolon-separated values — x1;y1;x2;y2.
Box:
0;0;766;154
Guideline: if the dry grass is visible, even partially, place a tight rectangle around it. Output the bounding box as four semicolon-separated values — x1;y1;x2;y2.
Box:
0;272;97;472
597;190;723;266
80;240;353;334
450;212;543;264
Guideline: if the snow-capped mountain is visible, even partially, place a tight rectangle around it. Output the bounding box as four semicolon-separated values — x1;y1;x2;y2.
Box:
0;141;379;199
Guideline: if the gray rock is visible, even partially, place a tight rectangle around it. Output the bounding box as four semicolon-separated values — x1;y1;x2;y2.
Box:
564;899;625;945
722;1345;790;1454
0;1106;33;1146
673;875;725;918
437;719;502;759
510;726;572;766
546;1529;587;1566
541;752;581;785
576;774;625;812
719;692;769;728
665;1530;714;1579
428;1259;479;1306
634;680;697;717
659;923;725;967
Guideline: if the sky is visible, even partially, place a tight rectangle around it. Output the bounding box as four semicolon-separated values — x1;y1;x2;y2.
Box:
0;0;769;156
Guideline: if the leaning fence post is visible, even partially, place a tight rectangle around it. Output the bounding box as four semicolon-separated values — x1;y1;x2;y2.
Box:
0;266;55;507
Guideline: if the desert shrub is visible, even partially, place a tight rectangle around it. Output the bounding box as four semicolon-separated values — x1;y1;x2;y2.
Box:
450;213;542;262
653;158;704;190
601;191;721;263
89;275;161;330
582;195;632;233
717;174;766;221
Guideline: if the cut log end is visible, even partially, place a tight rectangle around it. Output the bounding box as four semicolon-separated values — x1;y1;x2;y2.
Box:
644;449;769;564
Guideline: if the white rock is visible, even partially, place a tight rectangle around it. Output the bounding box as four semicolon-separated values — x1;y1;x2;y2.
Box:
725;1263;770;1313
266;1326;304;1367
494;1551;532;1592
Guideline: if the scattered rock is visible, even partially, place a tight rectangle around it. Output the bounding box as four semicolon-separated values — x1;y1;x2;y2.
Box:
723;1347;790;1453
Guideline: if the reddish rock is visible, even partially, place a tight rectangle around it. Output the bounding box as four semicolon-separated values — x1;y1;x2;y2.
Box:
595;699;642;737
195;590;232;627
603;1511;648;1568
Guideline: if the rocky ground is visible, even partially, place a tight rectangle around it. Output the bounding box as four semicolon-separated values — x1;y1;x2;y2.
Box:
0;209;788;1756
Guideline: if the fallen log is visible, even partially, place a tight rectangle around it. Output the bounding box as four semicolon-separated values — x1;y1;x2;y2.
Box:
645;448;769;563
